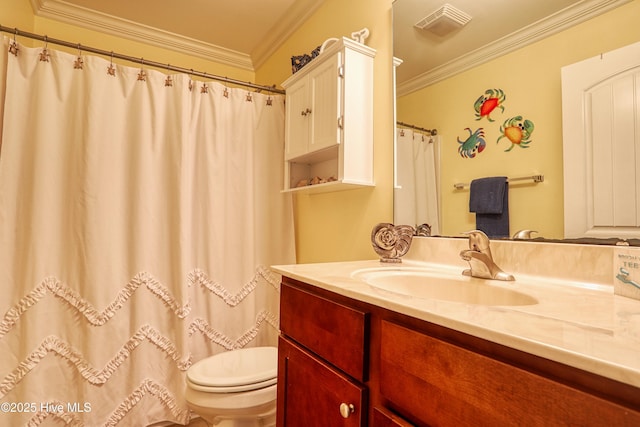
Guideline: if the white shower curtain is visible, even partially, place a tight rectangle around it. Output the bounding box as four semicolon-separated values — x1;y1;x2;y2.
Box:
0;38;295;426
394;129;440;234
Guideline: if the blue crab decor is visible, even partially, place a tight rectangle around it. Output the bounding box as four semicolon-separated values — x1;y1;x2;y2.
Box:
457;127;486;158
497;116;535;151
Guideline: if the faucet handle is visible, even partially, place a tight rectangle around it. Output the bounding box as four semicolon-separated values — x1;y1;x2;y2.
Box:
462;230;490;251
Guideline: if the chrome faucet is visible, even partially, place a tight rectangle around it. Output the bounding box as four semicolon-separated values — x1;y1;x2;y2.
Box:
459;230;515;281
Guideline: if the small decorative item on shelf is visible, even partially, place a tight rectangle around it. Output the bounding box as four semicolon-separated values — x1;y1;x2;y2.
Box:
371;223;415;263
291;45;321;74
415;223;432;237
295;176;338;187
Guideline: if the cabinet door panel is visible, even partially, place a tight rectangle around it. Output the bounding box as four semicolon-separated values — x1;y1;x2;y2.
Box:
309;52;341;153
280;281;369;381
284;78;309;160
380;320;640;427
277;337;367;427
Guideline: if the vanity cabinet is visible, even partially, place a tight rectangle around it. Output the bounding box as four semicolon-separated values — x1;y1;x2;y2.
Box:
281;37;375;193
380;320;640;427
277;276;640;427
277;281;370;426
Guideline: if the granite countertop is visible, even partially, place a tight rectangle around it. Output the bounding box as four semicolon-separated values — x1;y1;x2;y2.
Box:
271;259;640;388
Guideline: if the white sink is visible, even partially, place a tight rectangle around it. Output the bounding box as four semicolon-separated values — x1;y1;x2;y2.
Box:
352;267;538;306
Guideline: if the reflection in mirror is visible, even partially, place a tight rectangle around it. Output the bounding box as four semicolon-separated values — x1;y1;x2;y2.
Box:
392;0;636;244
394;124;440;234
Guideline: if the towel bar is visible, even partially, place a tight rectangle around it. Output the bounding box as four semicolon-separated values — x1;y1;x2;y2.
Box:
454;174;544;190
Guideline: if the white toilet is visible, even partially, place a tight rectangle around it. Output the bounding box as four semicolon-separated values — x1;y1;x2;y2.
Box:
185;346;278;427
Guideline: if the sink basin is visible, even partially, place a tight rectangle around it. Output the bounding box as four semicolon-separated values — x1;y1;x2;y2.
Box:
352;267;538;306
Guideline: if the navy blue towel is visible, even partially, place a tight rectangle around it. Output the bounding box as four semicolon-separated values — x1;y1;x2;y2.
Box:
469;177;509;238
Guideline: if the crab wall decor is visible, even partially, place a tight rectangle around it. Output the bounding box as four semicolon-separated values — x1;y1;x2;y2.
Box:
497;116;535;151
474;88;506;122
457;127;486;158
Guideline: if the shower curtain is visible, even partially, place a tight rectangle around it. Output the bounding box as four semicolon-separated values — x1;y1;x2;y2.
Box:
0;38;295;426
394;129;440;234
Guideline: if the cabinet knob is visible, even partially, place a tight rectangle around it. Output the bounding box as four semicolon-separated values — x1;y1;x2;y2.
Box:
300;108;312;116
339;402;355;418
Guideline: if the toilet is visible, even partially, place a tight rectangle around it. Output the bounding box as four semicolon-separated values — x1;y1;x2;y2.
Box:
185;346;278;427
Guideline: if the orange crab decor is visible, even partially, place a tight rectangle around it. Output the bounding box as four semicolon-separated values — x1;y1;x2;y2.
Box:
497;116;535;151
474;88;506;122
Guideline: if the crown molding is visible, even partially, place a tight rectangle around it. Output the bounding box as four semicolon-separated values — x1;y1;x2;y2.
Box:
251;0;325;69
397;0;632;97
30;0;254;70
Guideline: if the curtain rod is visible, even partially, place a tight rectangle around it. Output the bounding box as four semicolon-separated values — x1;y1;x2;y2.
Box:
396;121;437;136
0;25;285;95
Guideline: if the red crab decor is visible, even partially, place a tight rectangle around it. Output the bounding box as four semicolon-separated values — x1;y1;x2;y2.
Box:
474;88;506;122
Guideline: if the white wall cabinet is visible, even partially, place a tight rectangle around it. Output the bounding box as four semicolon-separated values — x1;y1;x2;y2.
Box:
282;37;376;194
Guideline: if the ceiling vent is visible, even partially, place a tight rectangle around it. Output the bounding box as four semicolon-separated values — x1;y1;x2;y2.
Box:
415;3;472;37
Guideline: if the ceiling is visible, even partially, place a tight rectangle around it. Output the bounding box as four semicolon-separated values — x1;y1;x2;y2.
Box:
30;0;630;91
394;0;632;94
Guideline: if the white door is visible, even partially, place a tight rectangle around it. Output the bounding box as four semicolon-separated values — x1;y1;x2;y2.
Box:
562;41;640;239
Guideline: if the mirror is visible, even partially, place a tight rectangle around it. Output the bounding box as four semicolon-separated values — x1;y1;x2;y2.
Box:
392;0;635;244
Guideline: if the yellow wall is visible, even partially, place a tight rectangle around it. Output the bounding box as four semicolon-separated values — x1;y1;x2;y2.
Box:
397;0;640;239
4;0;255;82
257;0;395;263
2;0;33;32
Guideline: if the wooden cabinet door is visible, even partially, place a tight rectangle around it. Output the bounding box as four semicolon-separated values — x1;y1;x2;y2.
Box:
277;336;367;427
380;320;640;427
280;281;369;382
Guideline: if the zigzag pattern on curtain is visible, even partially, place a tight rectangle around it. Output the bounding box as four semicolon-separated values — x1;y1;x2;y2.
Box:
0;266;281;425
1;310;279;396
25;379;192;427
0;266;280;333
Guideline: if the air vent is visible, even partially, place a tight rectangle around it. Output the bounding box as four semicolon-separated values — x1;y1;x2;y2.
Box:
415;3;472;36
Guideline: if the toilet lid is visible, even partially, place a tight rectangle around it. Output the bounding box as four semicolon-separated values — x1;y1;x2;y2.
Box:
187;346;278;388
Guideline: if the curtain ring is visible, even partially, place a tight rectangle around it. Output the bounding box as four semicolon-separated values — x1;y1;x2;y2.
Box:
8;28;19;56
188;69;194;92
137;58;147;81
201;72;209;94
165;64;173;87
107;51;116;76
39;35;50;62
74;43;84;69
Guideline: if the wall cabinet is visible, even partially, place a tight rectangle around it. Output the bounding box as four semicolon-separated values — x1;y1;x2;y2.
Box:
277;276;640;427
281;38;376;194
